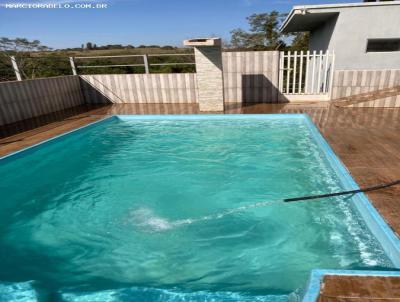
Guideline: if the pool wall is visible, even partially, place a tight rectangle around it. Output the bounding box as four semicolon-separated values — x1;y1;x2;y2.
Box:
115;114;306;121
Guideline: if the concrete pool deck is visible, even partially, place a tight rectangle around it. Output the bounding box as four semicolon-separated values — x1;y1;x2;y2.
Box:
1;102;400;301
318;274;400;301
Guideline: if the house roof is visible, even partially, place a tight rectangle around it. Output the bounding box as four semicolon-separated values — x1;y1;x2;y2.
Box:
280;1;400;33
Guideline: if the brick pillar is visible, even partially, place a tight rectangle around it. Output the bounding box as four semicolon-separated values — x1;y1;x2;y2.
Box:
184;38;224;112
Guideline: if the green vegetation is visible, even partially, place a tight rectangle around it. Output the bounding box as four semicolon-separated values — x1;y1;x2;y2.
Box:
0;11;309;82
229;11;309;51
0;37;53;81
0;38;195;81
70;47;195;76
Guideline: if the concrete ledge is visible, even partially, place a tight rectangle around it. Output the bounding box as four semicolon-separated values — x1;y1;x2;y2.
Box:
183;38;221;47
283;94;330;102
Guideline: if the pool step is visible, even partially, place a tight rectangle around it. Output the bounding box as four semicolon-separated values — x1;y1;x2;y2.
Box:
0;281;38;302
61;287;293;302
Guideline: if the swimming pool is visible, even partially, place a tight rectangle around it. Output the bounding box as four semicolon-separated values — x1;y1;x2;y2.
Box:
0;115;395;301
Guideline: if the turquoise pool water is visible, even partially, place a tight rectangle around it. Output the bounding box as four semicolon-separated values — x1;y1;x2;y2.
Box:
0;115;392;301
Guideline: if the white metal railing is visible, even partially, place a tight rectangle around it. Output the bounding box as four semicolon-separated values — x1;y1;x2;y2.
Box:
10;56;22;81
279;50;335;95
70;53;195;75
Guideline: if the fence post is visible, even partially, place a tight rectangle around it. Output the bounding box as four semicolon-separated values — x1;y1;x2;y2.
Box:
69;57;77;75
299;51;304;94
292;51;297;94
322;50;330;93
317;50;323;94
10;56;22;81
304;50;310;94
311;50;316;94
143;54;149;74
286;51;291;94
328;50;336;99
278;52;284;94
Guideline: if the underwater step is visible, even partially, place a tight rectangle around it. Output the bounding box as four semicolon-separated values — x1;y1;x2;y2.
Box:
0;281;38;301
0;281;301;302
61;287;297;302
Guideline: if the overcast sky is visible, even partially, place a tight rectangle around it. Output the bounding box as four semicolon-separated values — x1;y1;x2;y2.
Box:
0;0;355;48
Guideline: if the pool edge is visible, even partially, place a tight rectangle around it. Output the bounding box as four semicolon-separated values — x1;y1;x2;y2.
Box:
303;114;400;268
115;113;306;120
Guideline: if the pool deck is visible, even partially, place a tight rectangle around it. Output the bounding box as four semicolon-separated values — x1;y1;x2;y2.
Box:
318;275;400;301
1;102;400;301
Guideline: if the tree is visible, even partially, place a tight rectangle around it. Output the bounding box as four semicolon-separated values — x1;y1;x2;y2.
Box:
0;37;52;80
86;42;93;50
230;12;310;51
230;11;287;50
290;32;310;51
230;29;254;48
0;37;50;54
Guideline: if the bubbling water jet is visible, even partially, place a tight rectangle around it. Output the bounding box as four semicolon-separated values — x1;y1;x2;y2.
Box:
127;179;400;232
128;200;281;233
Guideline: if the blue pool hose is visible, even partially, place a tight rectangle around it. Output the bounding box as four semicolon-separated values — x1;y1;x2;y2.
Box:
284;179;400;203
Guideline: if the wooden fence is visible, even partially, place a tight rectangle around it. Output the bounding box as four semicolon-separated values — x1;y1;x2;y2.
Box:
0;76;84;126
2;54;400;127
223;51;280;103
80;73;198;104
79;51;281;104
332;69;400;107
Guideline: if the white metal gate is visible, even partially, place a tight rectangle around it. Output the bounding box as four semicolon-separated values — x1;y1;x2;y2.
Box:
279;50;335;96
